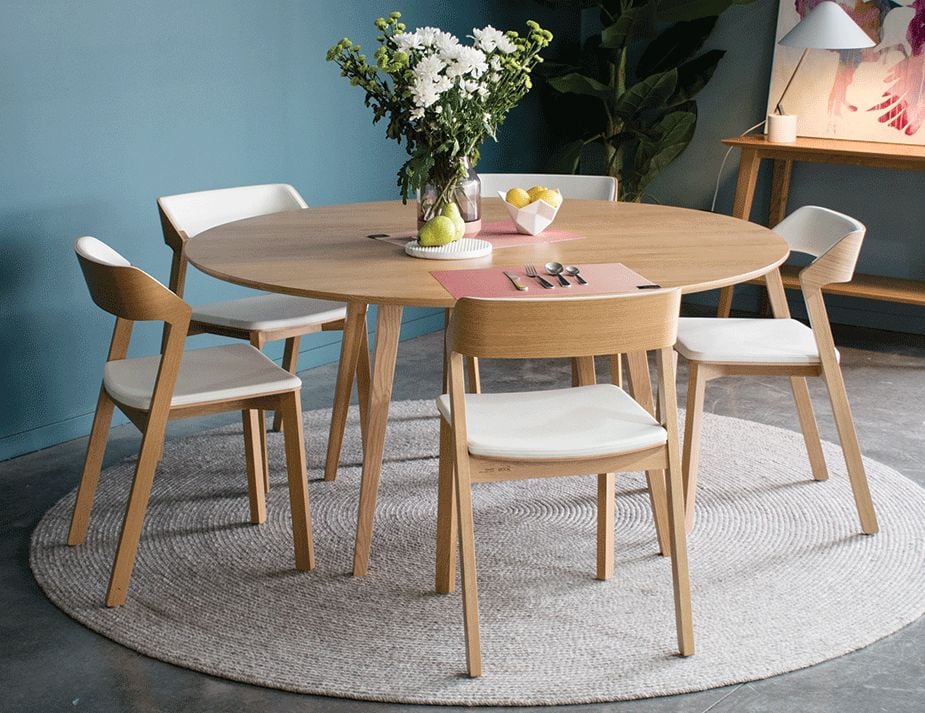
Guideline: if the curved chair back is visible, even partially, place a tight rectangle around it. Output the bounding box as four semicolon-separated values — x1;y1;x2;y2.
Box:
156;183;308;296
75;237;189;325
448;289;681;360
773;206;866;288
479;173;617;201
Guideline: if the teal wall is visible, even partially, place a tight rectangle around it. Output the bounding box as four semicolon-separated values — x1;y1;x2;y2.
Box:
0;1;573;461
4;1;921;463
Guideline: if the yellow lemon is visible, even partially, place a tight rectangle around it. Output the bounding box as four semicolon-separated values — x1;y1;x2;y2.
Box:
418;216;456;247
534;188;563;209
527;185;548;202
505;187;531;209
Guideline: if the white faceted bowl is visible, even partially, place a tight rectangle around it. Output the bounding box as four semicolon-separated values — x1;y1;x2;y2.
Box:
498;190;561;235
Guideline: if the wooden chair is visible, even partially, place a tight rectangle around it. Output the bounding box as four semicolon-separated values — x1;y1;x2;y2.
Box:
467;173;620;394
676;206;878;535
157;183;369;482
69;237;314;607
478;172;617;201
435;290;693;677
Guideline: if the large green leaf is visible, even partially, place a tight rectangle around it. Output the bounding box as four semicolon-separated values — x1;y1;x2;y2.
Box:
613;70;677;118
548;72;612;100
600;7;652;49
670;49;725;104
657;0;755;22
634;110;697;193
545;139;587;174
637;17;717;77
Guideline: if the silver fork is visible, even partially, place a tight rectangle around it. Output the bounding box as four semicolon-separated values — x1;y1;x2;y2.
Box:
524;264;555;289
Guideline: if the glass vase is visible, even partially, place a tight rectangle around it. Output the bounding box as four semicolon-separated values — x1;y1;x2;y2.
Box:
416;159;482;237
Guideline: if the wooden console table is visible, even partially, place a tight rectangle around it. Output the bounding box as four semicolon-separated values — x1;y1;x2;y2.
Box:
718;135;925;317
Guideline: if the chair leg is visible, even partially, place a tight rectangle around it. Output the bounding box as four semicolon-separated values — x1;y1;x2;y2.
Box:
242;410;267;524
820;362;879;534
68;387;116;546
789;376;829;481
249;334;271;491
324;303;367;482
465;357;481;394
271;336;301;432
596;473;615;581
681;361;707;533
280;390;315;570
455;458;482;677
435;418;457;593
105;423;167;607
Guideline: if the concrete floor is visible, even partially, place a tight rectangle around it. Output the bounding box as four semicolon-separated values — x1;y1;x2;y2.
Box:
3;319;924;713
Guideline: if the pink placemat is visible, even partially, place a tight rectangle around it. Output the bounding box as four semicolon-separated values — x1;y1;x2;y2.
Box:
369;220;584;249
431;263;657;299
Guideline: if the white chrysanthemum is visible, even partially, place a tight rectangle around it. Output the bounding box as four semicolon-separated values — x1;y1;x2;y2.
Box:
496;35;517;54
409;107;425;120
489;56;502;71
411;81;441;108
489;72;501;84
413;53;447;85
417;26;445;47
434;31;460;56
392;31;423;52
461;79;480;96
477;85;490;98
447;45;488;79
472;25;503;53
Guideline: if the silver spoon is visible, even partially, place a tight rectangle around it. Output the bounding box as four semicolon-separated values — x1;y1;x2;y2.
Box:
544;261;571;287
564;265;588;285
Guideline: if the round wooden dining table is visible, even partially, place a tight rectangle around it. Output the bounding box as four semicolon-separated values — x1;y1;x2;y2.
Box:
186;198;790;575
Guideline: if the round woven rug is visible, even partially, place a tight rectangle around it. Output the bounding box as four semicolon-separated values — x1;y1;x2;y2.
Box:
31;400;925;706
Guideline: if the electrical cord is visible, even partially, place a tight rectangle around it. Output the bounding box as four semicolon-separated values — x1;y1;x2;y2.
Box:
710;119;768;212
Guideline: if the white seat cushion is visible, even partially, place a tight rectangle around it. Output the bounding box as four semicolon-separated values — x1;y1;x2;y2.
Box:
192;293;346;333
437;384;666;460
675;317;837;364
104;344;301;411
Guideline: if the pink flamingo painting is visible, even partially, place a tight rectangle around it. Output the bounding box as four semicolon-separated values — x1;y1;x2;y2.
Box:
787;0;925;139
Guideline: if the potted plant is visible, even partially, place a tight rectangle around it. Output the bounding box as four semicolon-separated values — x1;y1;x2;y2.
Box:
537;0;754;201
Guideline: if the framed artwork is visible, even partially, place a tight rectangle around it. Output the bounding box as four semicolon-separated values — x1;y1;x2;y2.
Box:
767;0;925;144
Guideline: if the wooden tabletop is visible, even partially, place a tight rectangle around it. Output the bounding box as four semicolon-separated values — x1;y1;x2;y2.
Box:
185;199;789;308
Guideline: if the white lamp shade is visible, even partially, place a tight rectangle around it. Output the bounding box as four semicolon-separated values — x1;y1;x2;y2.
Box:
779;1;876;49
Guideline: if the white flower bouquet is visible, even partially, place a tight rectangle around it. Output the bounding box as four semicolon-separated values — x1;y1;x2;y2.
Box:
327;13;552;226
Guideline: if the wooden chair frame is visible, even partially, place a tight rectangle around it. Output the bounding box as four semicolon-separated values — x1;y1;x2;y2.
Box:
71;240;314;607
158;193;370;483
680;220;878;535
435;291;693;677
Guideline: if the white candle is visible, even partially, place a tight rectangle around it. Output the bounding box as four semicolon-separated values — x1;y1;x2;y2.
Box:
767;114;797;143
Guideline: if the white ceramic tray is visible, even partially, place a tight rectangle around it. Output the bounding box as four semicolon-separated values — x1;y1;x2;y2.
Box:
404;237;493;260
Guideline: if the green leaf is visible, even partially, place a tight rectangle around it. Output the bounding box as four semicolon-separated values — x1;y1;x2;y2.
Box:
637;17;717;77
600;8;652;49
670;49;725;104
613;70;677;118
545;139;587;174
634;110;697;192
548;72;612;100
657;0;755;22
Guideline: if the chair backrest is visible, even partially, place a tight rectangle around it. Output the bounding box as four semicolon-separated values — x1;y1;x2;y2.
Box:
479;173;617;201
773;206;866;287
157;183;308;296
75;236;190;325
447;290;681;360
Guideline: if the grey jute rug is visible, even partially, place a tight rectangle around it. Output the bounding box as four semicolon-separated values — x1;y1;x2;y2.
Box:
31;400;925;706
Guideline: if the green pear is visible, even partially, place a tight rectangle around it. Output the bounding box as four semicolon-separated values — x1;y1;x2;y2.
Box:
418;216;456;247
440;202;465;241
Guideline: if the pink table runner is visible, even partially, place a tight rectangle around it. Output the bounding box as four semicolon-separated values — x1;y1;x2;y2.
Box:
370;220;584;249
431;263;657;299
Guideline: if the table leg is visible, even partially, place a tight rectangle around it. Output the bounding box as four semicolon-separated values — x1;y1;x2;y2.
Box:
324;302;368;481
718;148;762;317
353;304;403;576
625;350;670;556
768;159;793;228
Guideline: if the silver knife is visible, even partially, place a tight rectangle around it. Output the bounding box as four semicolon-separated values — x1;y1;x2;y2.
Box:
502;271;528;291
